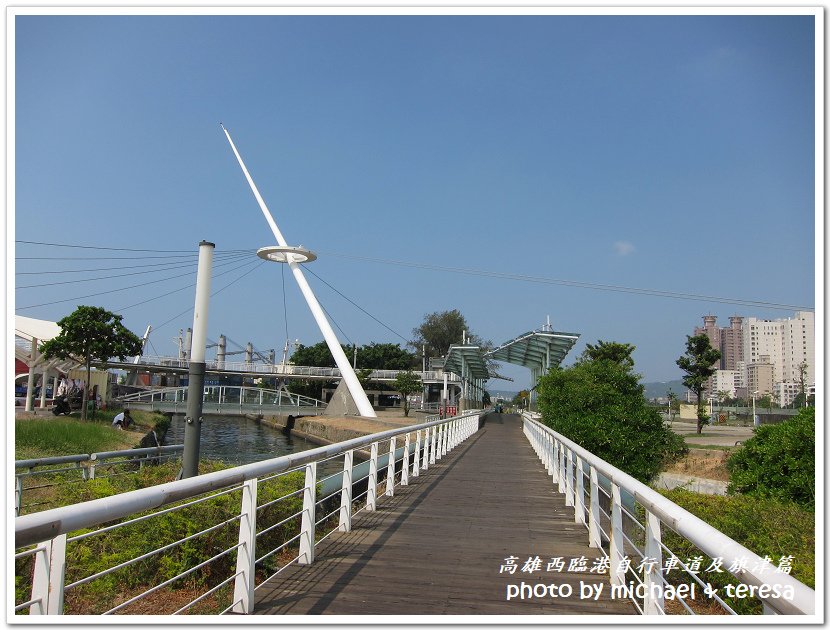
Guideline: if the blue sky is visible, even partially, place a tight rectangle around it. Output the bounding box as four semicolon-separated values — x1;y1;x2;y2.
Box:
11;12;818;390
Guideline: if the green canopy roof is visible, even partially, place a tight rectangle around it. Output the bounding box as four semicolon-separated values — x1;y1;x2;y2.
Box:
486;330;580;371
443;344;490;380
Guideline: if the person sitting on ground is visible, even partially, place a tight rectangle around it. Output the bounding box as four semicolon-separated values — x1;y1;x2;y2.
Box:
112;409;133;430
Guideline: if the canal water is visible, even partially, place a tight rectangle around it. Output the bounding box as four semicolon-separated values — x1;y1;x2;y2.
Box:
165;414;328;467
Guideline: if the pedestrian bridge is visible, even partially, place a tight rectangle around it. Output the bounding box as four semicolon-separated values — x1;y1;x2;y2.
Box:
117;385;326;416
14;412;815;617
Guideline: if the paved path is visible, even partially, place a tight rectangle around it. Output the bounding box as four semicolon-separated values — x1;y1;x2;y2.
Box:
254;413;635;616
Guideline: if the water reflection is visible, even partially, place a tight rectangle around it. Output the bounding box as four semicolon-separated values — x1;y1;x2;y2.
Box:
165;414;323;467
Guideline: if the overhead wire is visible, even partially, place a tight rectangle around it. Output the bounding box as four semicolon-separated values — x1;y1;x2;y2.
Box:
149;261;266;333
15;240;252;254
320;252;814;312
16;253;253;289
18;257;260;311
304;267;409;343
15;253;251;275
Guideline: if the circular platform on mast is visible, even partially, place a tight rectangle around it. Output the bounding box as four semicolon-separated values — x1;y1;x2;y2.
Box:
256;245;317;264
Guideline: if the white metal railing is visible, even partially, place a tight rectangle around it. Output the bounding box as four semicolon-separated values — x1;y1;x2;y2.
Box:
14;411;483;616
14;446;185;516
117;386;325;413
521;412;815;616
126;356;462;383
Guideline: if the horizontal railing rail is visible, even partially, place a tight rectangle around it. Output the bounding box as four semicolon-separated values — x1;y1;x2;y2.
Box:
116;386;325;412
14;446;185;516
116;356;462;382
521;411;815;616
14;410;483;616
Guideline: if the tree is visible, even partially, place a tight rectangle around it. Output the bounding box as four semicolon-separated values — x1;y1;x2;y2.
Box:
667;389;678;424
727;407;815;510
393;370;422;417
40;306;143;420
538;342;686;483
411;309;492;357
290;341;337;368
356;343;417;370
676;334;721;435
580;340;636;369
796;360;809;406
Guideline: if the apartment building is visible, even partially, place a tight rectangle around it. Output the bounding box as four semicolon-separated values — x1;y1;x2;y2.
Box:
692;311;814;400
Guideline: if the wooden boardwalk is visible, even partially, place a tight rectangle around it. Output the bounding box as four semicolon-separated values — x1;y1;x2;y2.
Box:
254;413;635;615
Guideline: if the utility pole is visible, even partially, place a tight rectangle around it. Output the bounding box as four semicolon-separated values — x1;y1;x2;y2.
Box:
181;240;214;479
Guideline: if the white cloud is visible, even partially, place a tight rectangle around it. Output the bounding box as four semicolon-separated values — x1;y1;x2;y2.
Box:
614;241;636;256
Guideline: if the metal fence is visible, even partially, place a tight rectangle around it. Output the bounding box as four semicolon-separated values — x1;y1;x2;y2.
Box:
14;411;483;615
14;446;184;516
521;412;815;616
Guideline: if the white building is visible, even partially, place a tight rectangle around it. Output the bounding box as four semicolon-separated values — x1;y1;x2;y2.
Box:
740;311;814;393
773;381;802;408
742;318;785;383
712;369;738;399
781;311;814;385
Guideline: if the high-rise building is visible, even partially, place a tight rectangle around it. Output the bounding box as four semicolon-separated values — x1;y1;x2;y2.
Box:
742;317;785;382
695;315;722;366
691;311;814;399
781;311;814;385
722;316;744;370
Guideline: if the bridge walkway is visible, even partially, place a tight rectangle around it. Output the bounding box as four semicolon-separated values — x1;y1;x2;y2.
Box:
253;413;635;615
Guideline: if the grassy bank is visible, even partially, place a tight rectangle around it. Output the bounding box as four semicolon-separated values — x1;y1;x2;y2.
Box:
15;409;164;460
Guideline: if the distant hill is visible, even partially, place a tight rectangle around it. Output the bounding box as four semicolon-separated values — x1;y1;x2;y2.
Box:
642;379;686;400
490;382;685;402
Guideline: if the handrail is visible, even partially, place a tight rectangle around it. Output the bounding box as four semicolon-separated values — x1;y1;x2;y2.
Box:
118;356;462;382
521;412;815;616
117;385;325;408
16;411;480;549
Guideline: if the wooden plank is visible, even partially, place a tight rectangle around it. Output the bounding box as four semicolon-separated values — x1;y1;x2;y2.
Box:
253;413;636;616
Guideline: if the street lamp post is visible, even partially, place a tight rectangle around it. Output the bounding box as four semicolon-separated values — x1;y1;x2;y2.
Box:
752;390;760;428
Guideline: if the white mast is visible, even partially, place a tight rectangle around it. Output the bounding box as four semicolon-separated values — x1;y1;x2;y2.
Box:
221;124;376;417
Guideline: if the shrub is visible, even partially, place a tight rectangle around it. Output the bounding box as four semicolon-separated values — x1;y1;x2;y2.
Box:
660;488;814;614
727;407;815;509
538;350;687;483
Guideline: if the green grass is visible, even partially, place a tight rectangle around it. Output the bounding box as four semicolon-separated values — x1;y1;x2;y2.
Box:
15;419;135;460
15;410;163;460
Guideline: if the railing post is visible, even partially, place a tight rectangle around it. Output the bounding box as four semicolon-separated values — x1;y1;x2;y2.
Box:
298;463;316;565
385;437;396;496
564;448;574;506
232;478;258;613
16;476;23;517
588;466;601;548
557;443;565;492
367;442;378;511
575;455;585;524
422;428;430;471
441;422;449;456
401;433;410;486
429;427;437;465
644;510;664;614
550;435;562;484
610;484;625;586
30;534;66;615
412;430;421;477
338;450;353;532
